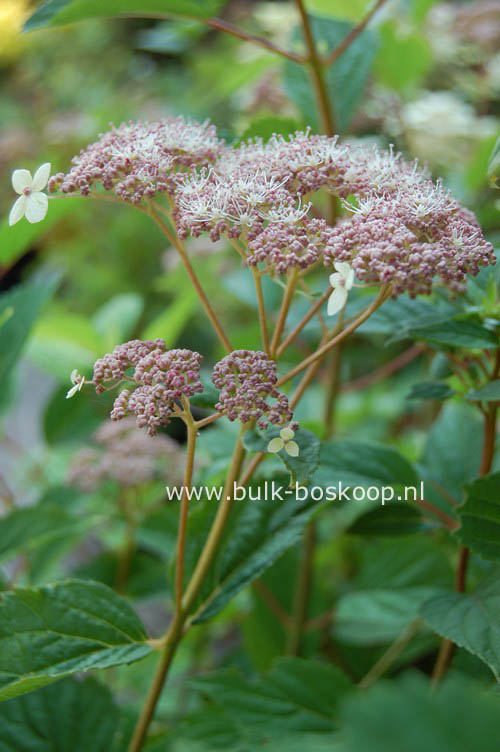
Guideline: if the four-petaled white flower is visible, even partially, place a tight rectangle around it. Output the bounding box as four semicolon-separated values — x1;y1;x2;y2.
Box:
66;369;85;399
9;163;51;226
327;262;354;316
267;427;299;457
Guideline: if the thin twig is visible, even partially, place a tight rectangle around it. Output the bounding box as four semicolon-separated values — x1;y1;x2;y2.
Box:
204;17;306;63
323;0;388;67
277;289;331;357
252;268;271;356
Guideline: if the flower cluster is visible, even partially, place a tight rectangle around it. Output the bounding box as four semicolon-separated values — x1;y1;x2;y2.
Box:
212;349;295;429
92;339;203;435
48;118;222;203
67;417;182;491
43;118;495;294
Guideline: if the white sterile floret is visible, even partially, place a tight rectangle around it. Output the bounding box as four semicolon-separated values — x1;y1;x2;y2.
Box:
267;426;299;457
66;369;85;399
9;163;51;225
327;262;354;316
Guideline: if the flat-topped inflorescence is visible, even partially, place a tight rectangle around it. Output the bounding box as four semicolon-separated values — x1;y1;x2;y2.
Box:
91;339;203;435
212;349;295;430
48;117;223;203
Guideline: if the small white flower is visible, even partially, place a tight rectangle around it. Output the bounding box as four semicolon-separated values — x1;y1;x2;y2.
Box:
267;427;299;457
327;262;354;316
9;163;51;226
66;369;85;399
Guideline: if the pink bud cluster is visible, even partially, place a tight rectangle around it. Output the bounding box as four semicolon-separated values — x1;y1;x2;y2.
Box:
48;118;222;203
246;218;329;274
212;350;295;429
67;417;182;491
92;339;203;435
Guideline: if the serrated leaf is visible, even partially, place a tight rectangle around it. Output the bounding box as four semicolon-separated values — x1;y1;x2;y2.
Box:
193;492;320;623
466;380;500;402
456;473;500;561
0;579;151;701
189;657;352;737
25;0;223;31
0;677;120;751
421;566;500;680
410;319;498;349
284;16;378;132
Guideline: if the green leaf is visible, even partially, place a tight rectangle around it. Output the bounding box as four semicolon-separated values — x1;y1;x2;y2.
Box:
341;672;500;752
193;491;321;623
243;428;321;485
0;272;61;394
141;286;197;343
421;566;500;680
312;439;419;490
0;503;100;565
239;117;302;142
466;380;500;402
92;293;144;351
43;384;114;445
374;22;432;91
487;135;500;187
189;657;352;737
25;0;223;30
0;677;120;751
410;319;498;349
0;579;151;701
456;473;500;561
284;16;378;132
335;588;435;644
347;504;426;536
407;381;455;401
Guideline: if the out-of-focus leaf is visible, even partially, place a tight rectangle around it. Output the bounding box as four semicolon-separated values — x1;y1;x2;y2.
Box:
25;0;223;30
0;579;151;701
421;566;500;680
44;384;113;445
466;380;500;402
347;504;426;536
374;22;431;91
239;117;302;142
0;272;61;394
410;319;498;349
335;588;435;644
456;473;500;561
284;16;378;132
407;381;455;401
340;672;500;752
141;286;197;343
0;503;99;565
487;135;500;188
0;677;121;751
92;292;143;350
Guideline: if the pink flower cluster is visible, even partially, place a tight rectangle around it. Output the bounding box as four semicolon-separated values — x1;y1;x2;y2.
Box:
67;417;181;490
53;118;495;294
92;339;203;435
212;350;294;429
48;118;222;203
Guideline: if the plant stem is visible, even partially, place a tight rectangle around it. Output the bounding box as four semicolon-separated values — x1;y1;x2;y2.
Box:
127;614;185;752
270;269;299;357
341;344;425;393
181;431;247;613
252;268;271;356
149;205;233;352
323;0;388;67
294;0;335;136
277;288;331;357
358;620;420;689
277;287;391;388
204;17;307;63
175;409;197;612
323;342;342;439
286;521;316;655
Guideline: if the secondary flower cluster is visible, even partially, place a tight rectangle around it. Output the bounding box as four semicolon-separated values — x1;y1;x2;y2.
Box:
92;339;203;435
67;417;182;490
48;118;222;203
212;349;294;429
37;117;495;296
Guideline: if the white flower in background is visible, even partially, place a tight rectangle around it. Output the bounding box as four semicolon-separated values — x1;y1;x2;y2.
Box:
327;262;354;316
8;162;51;226
66;369;85;399
267;426;299;457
